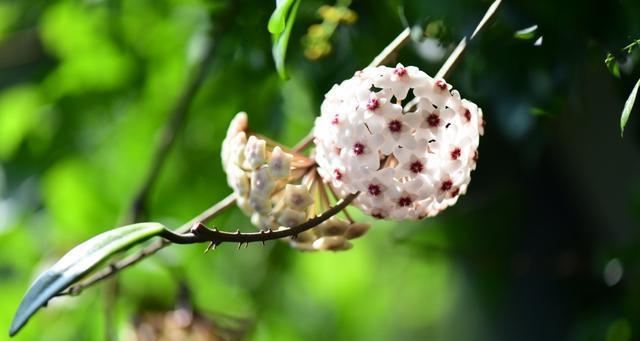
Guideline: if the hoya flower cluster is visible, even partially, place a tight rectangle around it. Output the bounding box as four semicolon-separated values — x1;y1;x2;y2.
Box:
221;112;369;251
313;64;484;220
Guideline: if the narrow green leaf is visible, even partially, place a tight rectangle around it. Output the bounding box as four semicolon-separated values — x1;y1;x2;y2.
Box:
530;107;550;117
272;0;300;79
268;0;296;34
470;0;501;40
621;78;640;138
514;25;538;40
9;222;166;336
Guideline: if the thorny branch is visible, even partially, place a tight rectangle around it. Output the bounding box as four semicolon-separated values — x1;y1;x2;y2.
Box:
159;193;358;246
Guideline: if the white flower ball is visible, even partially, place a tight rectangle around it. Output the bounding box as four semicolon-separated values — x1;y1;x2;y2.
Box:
313;64;484;220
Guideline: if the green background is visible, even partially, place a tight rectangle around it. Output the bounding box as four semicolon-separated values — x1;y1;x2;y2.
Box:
1;0;640;340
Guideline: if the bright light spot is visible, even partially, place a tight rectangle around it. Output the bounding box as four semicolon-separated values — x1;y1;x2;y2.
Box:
534;36;543;46
603;258;624;287
415;37;447;62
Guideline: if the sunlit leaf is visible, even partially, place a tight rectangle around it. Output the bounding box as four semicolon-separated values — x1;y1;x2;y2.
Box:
530;107;551;117
0;86;42;160
605;53;621;78
268;0;296;34
9;223;166;336
533;36;543;46
514;25;538;40
621;78;640;138
270;0;301;79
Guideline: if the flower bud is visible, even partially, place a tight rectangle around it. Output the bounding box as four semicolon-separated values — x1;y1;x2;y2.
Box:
345;222;370;239
244;135;266;170
312;236;352;251
283;184;313;211
268;146;293;179
315;217;349;236
276;207;307;227
250;166;275;197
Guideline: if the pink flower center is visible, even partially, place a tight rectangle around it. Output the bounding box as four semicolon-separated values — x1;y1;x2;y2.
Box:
440;180;453;192
394;66;407;77
450;148;461;160
368;184;381;196
333;169;343;181
366;98;380;111
472;150;479;163
331;114;340;125
427;113;440;127
435;79;448;90
450;188;460;197
398;196;412;207
388;119;402;133
464;109;471;122
409;160;424;173
353;142;365;155
372;210;386;219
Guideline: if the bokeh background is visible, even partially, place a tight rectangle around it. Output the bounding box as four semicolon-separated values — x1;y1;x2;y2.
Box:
1;0;640;340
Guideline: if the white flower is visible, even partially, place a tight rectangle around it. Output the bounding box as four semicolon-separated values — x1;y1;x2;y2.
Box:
375;64;430;101
313;65;484;220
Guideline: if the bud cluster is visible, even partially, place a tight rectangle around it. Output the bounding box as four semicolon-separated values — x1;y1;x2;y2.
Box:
221;112;370;251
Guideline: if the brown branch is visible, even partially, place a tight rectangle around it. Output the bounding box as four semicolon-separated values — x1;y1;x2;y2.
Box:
160;192;358;246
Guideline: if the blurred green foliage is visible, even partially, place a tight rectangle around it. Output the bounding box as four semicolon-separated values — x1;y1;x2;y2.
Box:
1;0;640;340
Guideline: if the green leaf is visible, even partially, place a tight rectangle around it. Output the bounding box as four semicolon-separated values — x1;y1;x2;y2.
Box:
267;0;296;34
9;222;166;336
530;107;550;117
270;0;301;79
0;85;42;160
621;78;640;138
605;53;621;78
514;25;538;40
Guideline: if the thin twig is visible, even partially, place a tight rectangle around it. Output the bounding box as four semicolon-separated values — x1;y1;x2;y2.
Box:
368;27;412;68
325;180;354;222
125;3;238;223
292;133;315;152
405;0;501;112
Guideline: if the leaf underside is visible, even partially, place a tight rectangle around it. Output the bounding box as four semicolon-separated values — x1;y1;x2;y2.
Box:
9;222;166;337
